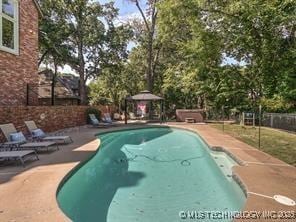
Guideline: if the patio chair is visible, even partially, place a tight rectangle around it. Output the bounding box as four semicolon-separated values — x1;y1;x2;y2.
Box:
0;150;39;167
0;124;58;152
102;113;114;123
24;121;73;144
89;114;115;127
129;112;138;120
121;112;127;121
113;113;121;120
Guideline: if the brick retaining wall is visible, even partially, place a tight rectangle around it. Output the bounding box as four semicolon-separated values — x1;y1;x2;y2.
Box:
176;109;205;122
0;105;112;142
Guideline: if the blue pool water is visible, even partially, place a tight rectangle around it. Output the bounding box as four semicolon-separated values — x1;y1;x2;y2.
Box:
57;127;245;222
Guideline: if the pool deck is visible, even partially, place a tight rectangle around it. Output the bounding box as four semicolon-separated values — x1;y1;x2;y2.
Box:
0;123;295;222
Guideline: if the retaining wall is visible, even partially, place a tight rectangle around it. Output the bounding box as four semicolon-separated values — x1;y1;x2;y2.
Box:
176;109;205;122
0;105;112;142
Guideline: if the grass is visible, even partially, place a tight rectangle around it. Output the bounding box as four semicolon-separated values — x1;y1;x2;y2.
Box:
210;124;296;166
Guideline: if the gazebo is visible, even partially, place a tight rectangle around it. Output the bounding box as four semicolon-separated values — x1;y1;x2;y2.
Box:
124;90;164;124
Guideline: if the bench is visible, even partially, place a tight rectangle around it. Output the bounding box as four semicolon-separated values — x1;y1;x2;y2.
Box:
185;118;196;123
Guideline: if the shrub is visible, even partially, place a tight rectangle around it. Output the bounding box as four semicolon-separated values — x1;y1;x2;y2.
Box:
261;96;294;113
85;107;101;124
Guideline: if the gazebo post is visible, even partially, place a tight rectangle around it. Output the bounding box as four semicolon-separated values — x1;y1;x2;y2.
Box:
124;99;127;125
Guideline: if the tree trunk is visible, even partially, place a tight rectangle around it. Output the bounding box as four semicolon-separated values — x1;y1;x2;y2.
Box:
79;76;87;105
146;32;153;92
38;50;49;68
77;24;87;105
134;0;157;93
51;62;58;106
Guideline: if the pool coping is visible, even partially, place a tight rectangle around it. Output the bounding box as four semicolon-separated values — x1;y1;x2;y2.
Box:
58;125;295;220
171;124;296;222
61;125;296;221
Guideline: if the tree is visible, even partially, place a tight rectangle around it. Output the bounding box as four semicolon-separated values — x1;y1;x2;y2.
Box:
39;0;71;105
157;0;296;114
63;1;115;104
197;0;296;107
127;0;160;92
39;0;120;104
89;23;133;109
89;48;144;110
158;0;223;111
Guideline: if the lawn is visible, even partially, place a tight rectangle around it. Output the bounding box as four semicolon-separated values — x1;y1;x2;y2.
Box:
210;124;296;166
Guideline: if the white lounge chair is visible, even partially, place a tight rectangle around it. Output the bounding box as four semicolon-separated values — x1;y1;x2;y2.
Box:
129;112;138;120
0;124;58;152
24;121;73;144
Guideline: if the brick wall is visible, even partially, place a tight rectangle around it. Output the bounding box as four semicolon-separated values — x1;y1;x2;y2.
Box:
38;98;80;106
0;105;113;142
0;0;39;106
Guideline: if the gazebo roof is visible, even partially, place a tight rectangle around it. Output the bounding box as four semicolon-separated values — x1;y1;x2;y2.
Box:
126;90;163;101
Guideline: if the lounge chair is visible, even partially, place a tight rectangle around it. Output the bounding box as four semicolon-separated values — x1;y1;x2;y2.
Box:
121;112;127;121
24;121;73;144
102;113;114;123
0;124;58;152
129;112;138;120
113;113;121;120
0;150;39;167
101;113;117;126
89;114;115;127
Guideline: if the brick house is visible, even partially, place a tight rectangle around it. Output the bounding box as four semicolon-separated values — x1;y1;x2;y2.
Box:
0;0;42;106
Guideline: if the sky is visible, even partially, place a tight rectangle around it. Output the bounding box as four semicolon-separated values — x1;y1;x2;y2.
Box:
61;0;243;74
100;0;144;17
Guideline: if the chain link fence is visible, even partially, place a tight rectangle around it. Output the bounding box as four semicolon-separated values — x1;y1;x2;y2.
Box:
262;113;296;132
26;84;40;106
206;107;296;166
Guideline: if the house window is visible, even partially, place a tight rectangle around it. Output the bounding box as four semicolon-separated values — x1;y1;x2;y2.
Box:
0;0;19;54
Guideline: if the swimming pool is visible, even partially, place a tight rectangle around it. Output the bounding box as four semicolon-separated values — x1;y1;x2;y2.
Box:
57;127;246;222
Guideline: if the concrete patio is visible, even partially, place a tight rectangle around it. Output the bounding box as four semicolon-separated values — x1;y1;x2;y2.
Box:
0;124;295;222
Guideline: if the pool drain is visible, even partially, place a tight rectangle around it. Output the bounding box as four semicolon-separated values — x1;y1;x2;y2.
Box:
273;195;296;206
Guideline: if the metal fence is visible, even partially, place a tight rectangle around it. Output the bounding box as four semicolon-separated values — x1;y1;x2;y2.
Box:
26;84;40;106
26;83;81;106
262;113;296;132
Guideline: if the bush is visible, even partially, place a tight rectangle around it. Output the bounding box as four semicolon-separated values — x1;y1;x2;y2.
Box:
85;107;101;124
261;96;294;113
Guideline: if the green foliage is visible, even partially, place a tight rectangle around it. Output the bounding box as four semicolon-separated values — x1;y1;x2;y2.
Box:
88;48;145;110
198;0;296;108
39;0;72;68
156;0;296;114
40;0;295;114
39;0;132;104
85;107;101;123
261;96;294;113
88;24;136;110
